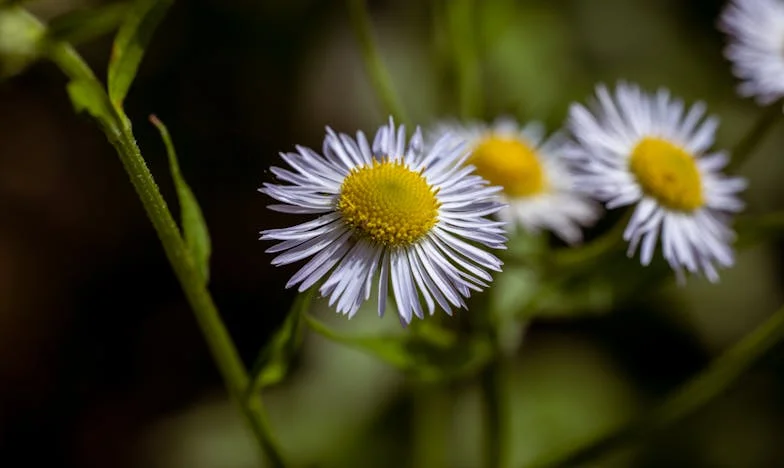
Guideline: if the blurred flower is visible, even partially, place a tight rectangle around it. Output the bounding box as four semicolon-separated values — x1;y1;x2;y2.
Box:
567;83;747;282
260;119;506;325
719;0;784;105
429;119;601;244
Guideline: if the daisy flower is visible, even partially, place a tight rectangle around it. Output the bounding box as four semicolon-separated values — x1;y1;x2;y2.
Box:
259;118;506;325
719;0;784;104
429;119;601;244
567;83;747;282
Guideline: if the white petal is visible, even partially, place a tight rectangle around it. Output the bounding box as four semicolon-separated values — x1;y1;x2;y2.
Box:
377;249;391;317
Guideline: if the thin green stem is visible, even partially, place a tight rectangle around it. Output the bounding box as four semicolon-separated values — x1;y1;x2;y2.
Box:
476;293;509;468
480;357;508;468
411;382;451;468
527;302;784;468
726;101;782;173
347;0;410;125
736;211;784;248
41;28;286;468
551;210;631;269
407;313;456;468
445;0;481;119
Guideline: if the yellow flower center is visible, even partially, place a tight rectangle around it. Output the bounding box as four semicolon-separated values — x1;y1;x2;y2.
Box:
337;159;440;247
629;137;704;212
469;136;547;197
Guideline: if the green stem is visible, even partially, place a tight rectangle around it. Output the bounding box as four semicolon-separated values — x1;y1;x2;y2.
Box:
480;357;507;468
551;210;631;269
347;0;410;125
445;0;481;119
411;382;451;468
42;30;286;468
736;211;784;248
740;211;784;229
527;302;784;468
477;293;509;468
726;101;782;173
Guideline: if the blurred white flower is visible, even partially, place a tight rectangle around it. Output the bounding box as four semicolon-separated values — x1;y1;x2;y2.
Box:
567;83;747;282
260;118;506;325
720;0;784;104
429;118;601;244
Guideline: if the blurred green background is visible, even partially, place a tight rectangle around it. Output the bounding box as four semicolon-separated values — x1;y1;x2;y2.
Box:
2;0;784;466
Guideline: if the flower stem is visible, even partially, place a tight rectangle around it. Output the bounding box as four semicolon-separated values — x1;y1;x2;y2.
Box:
477;293;510;468
736;211;784;247
726;101;782;173
480;357;508;468
40;22;287;468
411;382;451;468
347;0;410;125
551;210;631;269
527;301;784;468
445;0;482;119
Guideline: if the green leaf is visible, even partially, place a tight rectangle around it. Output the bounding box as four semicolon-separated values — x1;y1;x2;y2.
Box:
47;3;130;45
149;115;211;282
66;79;112;120
107;0;173;108
305;314;493;382
247;290;313;396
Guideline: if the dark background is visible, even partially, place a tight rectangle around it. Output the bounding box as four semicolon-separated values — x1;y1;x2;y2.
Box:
2;0;784;466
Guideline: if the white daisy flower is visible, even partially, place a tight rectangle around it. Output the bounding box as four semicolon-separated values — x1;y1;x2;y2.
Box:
719;0;784;104
567;83;747;282
259;118;506;325
429;119;601;244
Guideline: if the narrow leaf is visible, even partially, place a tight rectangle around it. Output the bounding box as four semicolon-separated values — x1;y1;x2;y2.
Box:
305;314;493;381
107;0;173;108
66;79;112;120
149;115;211;282
47;3;130;45
247;290;314;396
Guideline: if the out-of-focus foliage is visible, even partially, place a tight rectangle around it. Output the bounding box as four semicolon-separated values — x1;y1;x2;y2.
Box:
0;6;43;77
107;0;172;108
306;312;493;382
46;2;130;44
3;0;784;468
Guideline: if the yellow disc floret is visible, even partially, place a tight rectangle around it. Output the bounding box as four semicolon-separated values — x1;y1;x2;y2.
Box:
629;137;704;212
469;135;547;197
337;158;440;247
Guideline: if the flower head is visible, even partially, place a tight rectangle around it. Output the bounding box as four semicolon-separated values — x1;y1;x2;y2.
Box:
260;118;506;325
720;0;784;104
567;83;747;282
430;118;601;244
